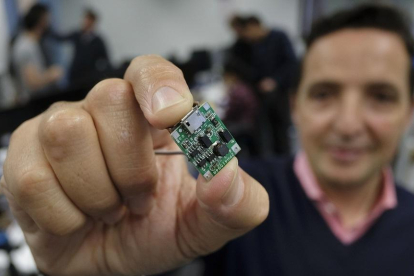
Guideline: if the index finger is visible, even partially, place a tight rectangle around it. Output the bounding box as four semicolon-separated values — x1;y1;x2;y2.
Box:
124;55;194;129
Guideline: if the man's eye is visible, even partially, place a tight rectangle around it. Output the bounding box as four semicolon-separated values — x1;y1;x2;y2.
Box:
371;91;397;103
310;90;333;100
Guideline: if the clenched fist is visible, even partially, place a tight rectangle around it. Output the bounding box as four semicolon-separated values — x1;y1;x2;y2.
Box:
1;55;269;276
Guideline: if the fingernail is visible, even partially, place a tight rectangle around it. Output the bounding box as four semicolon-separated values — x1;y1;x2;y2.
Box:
127;192;155;215
152;86;185;113
221;160;244;206
102;206;126;225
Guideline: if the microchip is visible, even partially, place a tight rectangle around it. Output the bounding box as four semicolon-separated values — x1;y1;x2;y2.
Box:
190;149;200;158
169;102;241;181
199;135;212;148
219;129;233;143
207;154;215;162
198;159;207;167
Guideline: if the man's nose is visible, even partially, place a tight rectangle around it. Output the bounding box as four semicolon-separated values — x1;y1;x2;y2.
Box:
333;90;365;137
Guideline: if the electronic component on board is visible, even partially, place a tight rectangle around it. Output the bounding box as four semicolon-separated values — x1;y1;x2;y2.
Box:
219;129;233;143
169;102;241;180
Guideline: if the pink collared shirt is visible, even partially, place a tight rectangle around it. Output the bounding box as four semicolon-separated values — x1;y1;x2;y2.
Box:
294;151;397;245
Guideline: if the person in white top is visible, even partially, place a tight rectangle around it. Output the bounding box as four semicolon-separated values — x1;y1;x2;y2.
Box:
11;3;62;102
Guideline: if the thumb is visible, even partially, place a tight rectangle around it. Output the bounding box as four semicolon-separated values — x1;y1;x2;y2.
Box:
177;158;269;258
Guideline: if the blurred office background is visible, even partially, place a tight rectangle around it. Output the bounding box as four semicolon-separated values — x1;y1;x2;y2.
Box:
1;0;414;275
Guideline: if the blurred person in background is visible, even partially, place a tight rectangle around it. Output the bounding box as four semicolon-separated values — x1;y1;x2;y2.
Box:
242;16;297;156
221;60;258;157
52;9;111;85
65;9;111;85
242;16;297;95
3;4;414;276
228;15;297;156
228;15;254;76
11;3;63;103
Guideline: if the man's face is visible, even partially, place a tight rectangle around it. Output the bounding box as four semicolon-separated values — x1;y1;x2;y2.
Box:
242;24;261;42
293;29;412;188
39;12;50;33
231;24;244;38
83;15;95;31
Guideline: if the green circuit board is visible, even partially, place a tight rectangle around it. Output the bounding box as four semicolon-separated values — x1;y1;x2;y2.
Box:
170;102;241;180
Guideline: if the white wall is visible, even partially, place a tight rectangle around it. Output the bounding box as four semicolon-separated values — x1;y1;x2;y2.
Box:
58;0;300;65
236;0;299;39
17;0;36;13
0;1;9;74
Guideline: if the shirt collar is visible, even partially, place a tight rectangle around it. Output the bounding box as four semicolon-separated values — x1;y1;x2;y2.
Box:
293;151;397;210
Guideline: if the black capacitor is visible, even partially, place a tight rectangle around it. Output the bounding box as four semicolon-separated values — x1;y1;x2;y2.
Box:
213;143;229;157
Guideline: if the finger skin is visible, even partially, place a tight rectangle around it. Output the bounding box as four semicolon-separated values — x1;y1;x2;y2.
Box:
38;103;123;223
83;79;158;214
175;158;270;259
3;116;87;236
2;54;270;276
124;55;269;259
124;55;194;129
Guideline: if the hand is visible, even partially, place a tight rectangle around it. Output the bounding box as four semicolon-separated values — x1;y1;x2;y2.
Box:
258;77;277;93
1;55;269;275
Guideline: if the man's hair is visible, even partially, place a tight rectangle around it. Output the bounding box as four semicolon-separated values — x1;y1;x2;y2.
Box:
307;4;414;56
246;16;261;26
229;15;262;29
229;15;246;29
295;4;414;95
23;3;49;31
85;9;98;22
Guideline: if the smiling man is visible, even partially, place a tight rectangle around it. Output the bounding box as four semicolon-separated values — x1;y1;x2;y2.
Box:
201;4;414;276
293;28;413;235
2;4;414;276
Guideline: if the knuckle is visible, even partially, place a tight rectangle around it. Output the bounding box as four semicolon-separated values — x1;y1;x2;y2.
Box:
39;108;91;149
131;54;163;66
86;78;133;110
48;100;70;112
14;167;54;203
15;169;86;236
132;55;182;82
140;63;182;82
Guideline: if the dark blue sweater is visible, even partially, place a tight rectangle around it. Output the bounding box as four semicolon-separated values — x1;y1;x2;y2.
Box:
203;157;414;276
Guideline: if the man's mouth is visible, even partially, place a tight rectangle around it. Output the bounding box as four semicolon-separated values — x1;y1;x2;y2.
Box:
328;146;366;163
